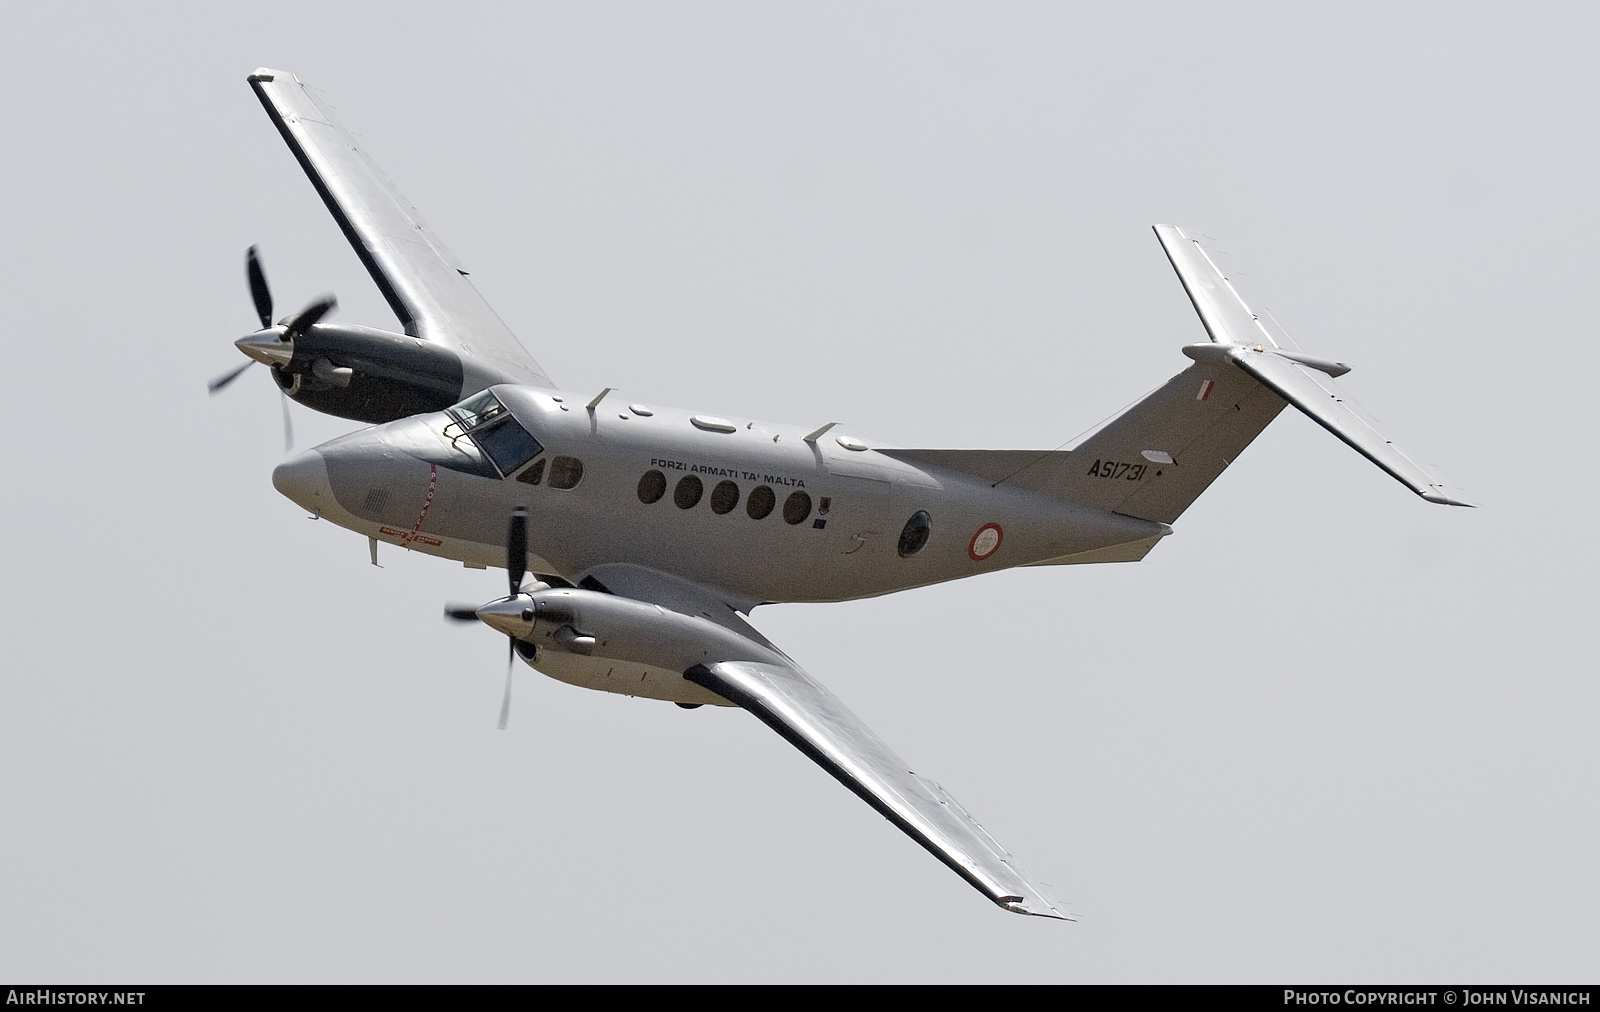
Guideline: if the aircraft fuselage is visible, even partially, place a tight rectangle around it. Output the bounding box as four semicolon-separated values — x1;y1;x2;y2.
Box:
273;383;1169;610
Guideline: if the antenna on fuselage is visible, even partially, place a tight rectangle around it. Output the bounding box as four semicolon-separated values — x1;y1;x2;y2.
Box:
803;421;839;444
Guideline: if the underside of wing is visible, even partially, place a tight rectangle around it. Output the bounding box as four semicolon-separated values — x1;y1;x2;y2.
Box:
685;659;1072;919
508;565;1069;917
249;68;554;389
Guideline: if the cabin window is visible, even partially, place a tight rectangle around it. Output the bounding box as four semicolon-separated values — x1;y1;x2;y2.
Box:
473;418;544;476
637;469;667;503
746;484;775;520
710;480;740;515
518;457;547;486
674;475;704;509
897;511;932;557
548;456;584;490
783;491;813;525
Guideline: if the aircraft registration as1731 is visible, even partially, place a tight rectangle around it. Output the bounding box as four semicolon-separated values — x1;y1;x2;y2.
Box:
212;68;1472;920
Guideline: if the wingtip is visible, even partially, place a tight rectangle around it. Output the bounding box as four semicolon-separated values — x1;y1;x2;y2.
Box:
999;896;1078;921
995;885;1079;920
1421;490;1478;508
1036;907;1080;922
1152;223;1193;250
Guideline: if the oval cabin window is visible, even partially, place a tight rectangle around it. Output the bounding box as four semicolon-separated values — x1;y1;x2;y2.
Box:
637;469;667;503
897;511;931;557
674;475;704;509
783;491;813;525
746;485;775;520
710;480;740;515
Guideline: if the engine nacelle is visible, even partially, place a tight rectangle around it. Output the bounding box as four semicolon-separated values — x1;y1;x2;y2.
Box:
524;588;777;671
270;323;470;423
480;588;778;707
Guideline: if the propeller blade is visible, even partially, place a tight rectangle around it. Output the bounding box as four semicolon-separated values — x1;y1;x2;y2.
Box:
497;640;514;730
284;294;337;339
279;388;295;452
246;245;273;329
207;360;255;394
506;507;528;596
443;604;480;622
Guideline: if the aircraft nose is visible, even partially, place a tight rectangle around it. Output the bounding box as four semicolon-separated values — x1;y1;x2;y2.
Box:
272;449;331;513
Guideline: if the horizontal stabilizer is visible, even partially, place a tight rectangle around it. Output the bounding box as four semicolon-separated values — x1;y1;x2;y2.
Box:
1156;225;1472;507
1222;345;1472;506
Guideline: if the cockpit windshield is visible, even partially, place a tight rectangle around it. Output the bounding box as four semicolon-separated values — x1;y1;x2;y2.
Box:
447;389;509;430
445;390;544;476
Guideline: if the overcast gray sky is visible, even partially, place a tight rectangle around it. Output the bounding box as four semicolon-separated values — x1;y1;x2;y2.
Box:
2;1;1595;983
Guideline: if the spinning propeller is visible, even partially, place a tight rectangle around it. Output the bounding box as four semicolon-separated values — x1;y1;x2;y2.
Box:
207;245;337;451
445;507;536;730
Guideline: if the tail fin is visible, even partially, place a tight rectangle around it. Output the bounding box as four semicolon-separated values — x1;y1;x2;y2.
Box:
1052;353;1288;524
1058;226;1471;521
886;227;1472;525
1151;225;1473;508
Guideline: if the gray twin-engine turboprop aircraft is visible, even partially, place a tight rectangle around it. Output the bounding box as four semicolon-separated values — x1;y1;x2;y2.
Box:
217;68;1471;920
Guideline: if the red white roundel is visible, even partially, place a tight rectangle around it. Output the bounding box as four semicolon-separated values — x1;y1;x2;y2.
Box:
968;523;1003;561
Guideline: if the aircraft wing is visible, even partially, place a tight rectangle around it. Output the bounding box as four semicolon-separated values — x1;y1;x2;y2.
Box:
248;69;554;389
572;565;1070;917
683;658;1071;919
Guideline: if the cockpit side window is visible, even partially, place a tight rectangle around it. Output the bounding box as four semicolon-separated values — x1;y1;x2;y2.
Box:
472;417;544;476
518;457;547;486
443;391;545;477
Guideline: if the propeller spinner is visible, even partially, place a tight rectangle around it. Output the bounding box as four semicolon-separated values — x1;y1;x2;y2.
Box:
208;245;336;451
444;507;537;730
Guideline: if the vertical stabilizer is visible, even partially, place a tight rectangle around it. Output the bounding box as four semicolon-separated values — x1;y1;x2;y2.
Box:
874;226;1472;522
1056;359;1288;524
1152;225;1472;507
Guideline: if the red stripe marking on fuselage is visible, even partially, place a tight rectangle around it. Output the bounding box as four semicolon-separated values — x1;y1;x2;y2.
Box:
402;464;439;548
